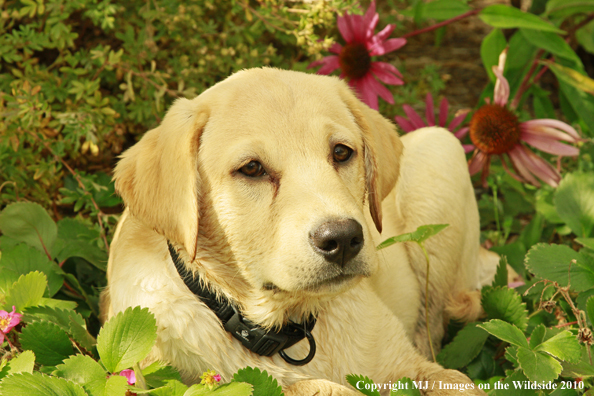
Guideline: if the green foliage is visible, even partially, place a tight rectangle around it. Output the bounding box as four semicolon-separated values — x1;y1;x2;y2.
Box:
346;374;380;396
376;224;449;250
232;367;282;396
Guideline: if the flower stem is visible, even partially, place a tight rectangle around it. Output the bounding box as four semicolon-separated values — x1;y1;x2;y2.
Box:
510;50;545;110
419;242;436;362
400;9;480;39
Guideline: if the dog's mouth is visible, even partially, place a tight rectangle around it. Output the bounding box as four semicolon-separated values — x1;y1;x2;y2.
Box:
263;272;364;294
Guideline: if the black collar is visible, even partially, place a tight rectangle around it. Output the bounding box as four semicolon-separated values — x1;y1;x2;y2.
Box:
167;241;317;366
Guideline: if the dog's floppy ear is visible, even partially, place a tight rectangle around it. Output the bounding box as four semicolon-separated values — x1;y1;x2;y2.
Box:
339;85;403;233
114;98;208;260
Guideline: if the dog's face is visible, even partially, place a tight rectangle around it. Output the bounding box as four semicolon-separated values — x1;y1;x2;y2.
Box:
114;69;402;301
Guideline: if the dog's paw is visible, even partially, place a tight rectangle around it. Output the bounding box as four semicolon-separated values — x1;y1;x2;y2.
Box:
283;379;361;396
422;370;485;396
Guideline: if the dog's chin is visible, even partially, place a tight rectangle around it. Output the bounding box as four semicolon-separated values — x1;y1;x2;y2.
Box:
263;272;367;297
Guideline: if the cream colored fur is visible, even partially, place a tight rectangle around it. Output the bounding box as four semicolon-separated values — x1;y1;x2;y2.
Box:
102;68;498;395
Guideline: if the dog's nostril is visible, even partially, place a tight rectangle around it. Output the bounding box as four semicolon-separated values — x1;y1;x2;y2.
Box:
309;218;364;267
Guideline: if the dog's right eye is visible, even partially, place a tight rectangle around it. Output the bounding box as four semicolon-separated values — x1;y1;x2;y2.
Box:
239;161;267;177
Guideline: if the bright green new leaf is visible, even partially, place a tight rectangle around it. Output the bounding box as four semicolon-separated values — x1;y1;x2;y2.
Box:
534;330;581;363
346;374;380;396
150;379;189;396
233;367;282;396
0;372;87;396
7;351;35;375
524;244;594;292
37;298;78;311
482;287;528;330
142;361;183;389
478;319;529;348
520;29;582;66
555;172;594;238
376;224;449;250
20;321;74;366
480;29;507;82
516;347;562;382
0;245;64;297
437;323;489;369
184;382;254;396
54;354;108;396
0;202;57;257
479;5;565;34
104;375;129;396
96;306;158;373
4;271;47;311
492;256;509;288
390;377;421;396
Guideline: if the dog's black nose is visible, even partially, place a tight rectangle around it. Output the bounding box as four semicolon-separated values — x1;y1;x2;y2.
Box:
310;219;364;267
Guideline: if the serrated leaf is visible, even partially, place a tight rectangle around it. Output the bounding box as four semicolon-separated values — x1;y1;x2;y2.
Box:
142;361;182;389
390;377;421;396
97;306;157;373
0;372;87;396
20;321;74;366
7;350;35;374
0;202;57;256
492;256;509;288
478;319;529;348
377;224;448;250
525;244;594;292
491;371;537;396
23;305;85;330
516;346;562;382
561;344;594;377
529;325;546;349
233;367;282;396
4;271;47;311
151;379;189;396
53;218;108;271
54;354;108;396
437;323;489;369
505;346;520;368
69;319;97;351
346;374;380;396
576;238;594;250
0;244;64;297
555;172;594;237
479;5;565;34
482;287;528;330
535;330;581;363
184;382;254;396
104;374;129;395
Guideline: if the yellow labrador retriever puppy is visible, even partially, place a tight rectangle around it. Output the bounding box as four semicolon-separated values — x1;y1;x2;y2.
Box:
102;68;496;395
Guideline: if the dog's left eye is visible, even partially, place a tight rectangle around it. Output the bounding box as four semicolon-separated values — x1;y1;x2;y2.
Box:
333;144;353;163
239;160;267;177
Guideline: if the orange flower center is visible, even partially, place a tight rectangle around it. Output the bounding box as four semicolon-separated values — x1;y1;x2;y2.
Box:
469;104;521;155
0;317;9;330
339;43;371;80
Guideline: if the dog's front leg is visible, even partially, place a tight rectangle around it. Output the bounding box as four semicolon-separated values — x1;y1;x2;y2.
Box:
283;379;361;396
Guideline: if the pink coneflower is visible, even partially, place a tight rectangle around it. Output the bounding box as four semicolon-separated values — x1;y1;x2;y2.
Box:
395;92;474;153
468;49;580;187
308;1;406;110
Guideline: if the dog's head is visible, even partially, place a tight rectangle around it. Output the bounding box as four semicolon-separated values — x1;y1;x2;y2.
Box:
114;69;402;308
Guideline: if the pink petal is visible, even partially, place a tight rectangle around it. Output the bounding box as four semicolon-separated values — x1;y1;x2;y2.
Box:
455;127;469;139
348;15;366;43
492;65;510;106
352;78;377;110
462;144;475;153
468;150;487;175
521;119;580;140
120;369;136;386
0;332;4;344
523;147;561;187
425;93;435;126
369;38;406;56
448;111;469;132
370;24;396;47
395;116;416;133
337;15;354;43
367;74;394;104
307;56;340;75
369;61;402;78
370;63;403;85
508;145;541;187
500;154;527;184
403;105;426;129
438;97;448;127
521;131;580;156
329;42;343;54
363;1;379;41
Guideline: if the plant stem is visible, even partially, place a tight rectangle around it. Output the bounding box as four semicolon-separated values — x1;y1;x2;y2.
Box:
510;50;544;110
419;242;436;362
400;9;480;39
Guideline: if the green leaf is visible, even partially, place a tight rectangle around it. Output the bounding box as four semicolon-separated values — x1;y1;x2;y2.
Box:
587;295;594;326
576;238;594;250
96;306;158;373
38;298;78;311
390;377;421;396
53;218;108;271
6;351;35;375
534;330;581;363
549;60;594;96
0;244;64;297
528;325;546;349
516;346;562;382
478;319;529;348
0;202;57;256
546;0;594;19
346;374;380;396
490;371;537;396
492;256;509;288
376;224;448;250
421;0;471;21
520;29;582;66
184;382;254;396
437;323;489;369
22;305;86;331
142;361;182;389
69;319;97;351
482;287;528;330
525;244;594;292
561;344;594;377
479;5;565;34
480;29;507;82
104;375;129;395
151;379;189;396
0;372;87;396
54;354;108;396
555;172;594;238
233;367;282;396
4;271;47;311
20;321;74;366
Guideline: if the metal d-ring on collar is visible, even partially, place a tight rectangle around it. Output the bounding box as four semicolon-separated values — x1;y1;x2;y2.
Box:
167;241;317;366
